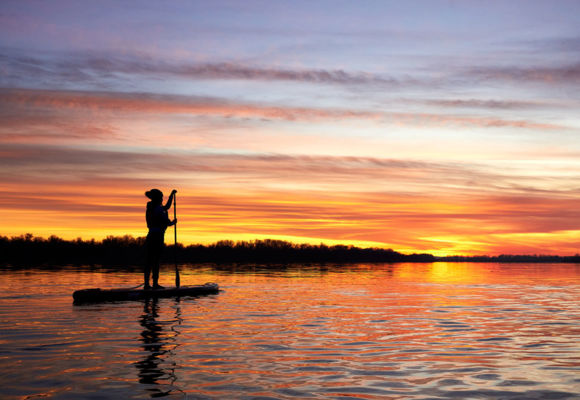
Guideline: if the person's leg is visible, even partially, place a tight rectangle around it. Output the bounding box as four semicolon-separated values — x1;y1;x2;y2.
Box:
152;234;164;289
144;265;151;289
152;258;160;287
144;235;153;289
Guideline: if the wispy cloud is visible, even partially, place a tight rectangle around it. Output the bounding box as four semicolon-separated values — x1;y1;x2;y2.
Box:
416;98;549;110
0;50;405;88
5;48;580;92
0;88;567;131
149;61;402;86
469;63;580;84
523;36;580;53
0;87;383;121
2;142;578;198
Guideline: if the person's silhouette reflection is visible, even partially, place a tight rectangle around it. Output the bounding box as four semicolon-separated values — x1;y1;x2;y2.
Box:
135;297;179;397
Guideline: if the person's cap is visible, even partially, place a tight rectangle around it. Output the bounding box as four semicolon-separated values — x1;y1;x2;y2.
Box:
145;188;163;200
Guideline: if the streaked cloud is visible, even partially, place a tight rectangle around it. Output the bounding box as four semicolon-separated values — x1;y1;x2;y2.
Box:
2;142;578;198
4;48;580;93
523;36;580;53
469;63;580;84
0;50;405;87
0;88;567;131
416;99;550;110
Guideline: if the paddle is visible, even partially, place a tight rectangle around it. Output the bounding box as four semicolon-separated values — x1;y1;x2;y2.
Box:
174;192;180;288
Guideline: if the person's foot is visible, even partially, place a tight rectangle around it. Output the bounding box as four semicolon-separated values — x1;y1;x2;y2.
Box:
144;284;152;290
152;284;165;290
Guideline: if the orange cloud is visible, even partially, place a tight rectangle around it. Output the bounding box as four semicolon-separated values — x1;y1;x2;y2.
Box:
2;173;580;256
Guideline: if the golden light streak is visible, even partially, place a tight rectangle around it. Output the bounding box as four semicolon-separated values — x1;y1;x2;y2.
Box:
1;177;579;256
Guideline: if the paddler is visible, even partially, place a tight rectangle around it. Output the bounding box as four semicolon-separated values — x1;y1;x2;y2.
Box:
144;188;177;289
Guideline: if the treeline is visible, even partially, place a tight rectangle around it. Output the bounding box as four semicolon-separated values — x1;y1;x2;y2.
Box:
0;234;436;266
2;234;578;267
0;234;146;266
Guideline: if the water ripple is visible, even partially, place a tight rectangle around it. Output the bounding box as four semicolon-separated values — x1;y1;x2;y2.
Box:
0;263;579;399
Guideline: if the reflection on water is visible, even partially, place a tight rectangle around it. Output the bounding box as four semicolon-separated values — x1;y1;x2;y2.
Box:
0;263;579;399
135;297;182;397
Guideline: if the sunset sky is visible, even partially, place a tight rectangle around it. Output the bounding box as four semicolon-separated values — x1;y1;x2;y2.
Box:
1;0;579;255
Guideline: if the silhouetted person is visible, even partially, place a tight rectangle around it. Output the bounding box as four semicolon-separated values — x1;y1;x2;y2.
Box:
145;188;177;289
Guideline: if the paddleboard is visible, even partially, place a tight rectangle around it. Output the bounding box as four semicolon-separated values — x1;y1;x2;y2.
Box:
73;282;219;303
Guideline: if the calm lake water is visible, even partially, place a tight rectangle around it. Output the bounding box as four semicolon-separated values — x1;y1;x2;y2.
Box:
0;263;579;399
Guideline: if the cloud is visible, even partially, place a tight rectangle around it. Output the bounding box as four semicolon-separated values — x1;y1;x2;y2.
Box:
0;50;98;87
0;49;405;87
0;87;383;121
154;62;402;86
2;162;579;255
2;142;578;199
0;103;119;143
0;143;472;188
417;98;549;110
524;36;580;53
469;63;580;84
0;88;567;131
5;47;580;92
2;141;580;254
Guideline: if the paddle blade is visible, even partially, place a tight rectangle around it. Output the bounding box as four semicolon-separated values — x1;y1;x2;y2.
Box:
175;266;180;288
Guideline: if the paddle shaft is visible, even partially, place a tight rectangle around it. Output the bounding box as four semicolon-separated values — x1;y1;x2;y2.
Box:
174;193;180;288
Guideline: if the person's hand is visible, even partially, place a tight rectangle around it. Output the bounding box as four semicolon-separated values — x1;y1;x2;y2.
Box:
171;189;177;195
172;218;178;225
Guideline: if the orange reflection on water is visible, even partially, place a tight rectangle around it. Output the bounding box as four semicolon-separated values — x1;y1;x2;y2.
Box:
1;263;579;399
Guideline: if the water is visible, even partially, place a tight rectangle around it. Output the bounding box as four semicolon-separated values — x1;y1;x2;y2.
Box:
0;263;579;399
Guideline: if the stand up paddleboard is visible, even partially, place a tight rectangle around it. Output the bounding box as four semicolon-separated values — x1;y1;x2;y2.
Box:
73;282;219;303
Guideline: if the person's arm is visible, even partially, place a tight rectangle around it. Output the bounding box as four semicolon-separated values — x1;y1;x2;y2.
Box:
164;189;177;210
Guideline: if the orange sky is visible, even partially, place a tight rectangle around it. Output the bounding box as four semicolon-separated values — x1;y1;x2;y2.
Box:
1;2;580;255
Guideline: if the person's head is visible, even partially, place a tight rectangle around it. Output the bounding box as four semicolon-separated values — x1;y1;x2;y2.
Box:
145;188;163;204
